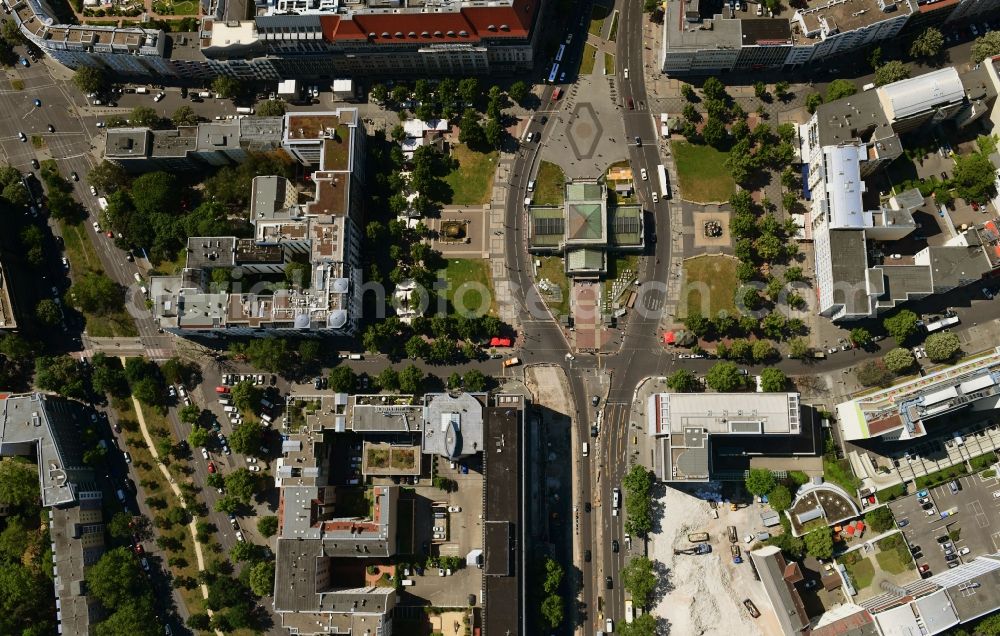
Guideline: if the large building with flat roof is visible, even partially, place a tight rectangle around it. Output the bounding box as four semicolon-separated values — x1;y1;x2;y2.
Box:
837;347;1000;441
104;117;284;173
273;391;526;635
645;392;819;482
10;0;546;81
0;393;104;636
801;67;995;322
661;0;914;74
151;109;364;336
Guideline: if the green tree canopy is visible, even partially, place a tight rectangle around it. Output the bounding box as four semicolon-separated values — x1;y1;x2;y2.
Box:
171;105;199;127
73;66;106;94
255;99;286;116
745;468;776;496
666;369;699;392
0;458;39;507
211;75;242;99
857;360;895;387
883;347;916;373
621;556;657;608
768;485;792;512
883;309;920;344
924;332;961;362
864;506;895;533
230;381;262;413
874;60;911;87
952;151;996;203
230;420;263;457
399;365;424;394
248;560;275;597
329;366;356;393
910;27;944;58
971;31;1000;63
825;79;857;102
759;367;788;392
705;361;744;392
87;547;147;610
71;271;124;315
804;526;834;559
257;515;279;538
35;355;89;399
224;468;257;504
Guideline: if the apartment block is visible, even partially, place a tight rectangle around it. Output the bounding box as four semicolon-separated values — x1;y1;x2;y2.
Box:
104;117;284;173
272;391;526;635
661;0;914;74
150;109;365;336
9;0;545;82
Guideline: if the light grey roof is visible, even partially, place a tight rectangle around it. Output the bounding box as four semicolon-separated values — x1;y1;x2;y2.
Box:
0;393;94;507
878;67;964;121
422;392;485;459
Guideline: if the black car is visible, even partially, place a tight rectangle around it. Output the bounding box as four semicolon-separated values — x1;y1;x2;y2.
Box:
584;550;591;562
47;124;54;133
30;159;39;169
606;576;613;589
70;171;78;181
635;136;642;146
612;540;619;553
946;553;958;562
540;115;548;124
584;502;591;513
591;425;598;437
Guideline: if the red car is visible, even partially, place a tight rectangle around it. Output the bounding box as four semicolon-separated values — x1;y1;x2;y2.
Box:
207;462;216;474
972;201;981;211
134;543;144;555
215;386;229;393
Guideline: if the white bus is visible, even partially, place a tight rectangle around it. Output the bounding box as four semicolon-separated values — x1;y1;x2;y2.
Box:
925;315;959;332
656;164;670;199
548;63;560;83
555;43;566;63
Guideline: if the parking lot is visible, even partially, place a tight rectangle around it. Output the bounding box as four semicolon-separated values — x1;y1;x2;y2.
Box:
890;471;1000;577
395;455;486;608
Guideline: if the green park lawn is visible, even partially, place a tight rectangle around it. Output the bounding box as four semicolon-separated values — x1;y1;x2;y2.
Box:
438;258;496;316
604;52;615;75
534;161;565;206
588;3;611;36
536;256;570;317
60;220;138;338
443;144;497;206
671;141;737;203
680;255;738;318
580;43;598;75
843;555;875;590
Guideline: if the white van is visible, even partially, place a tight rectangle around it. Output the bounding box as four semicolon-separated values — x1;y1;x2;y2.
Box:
219;398;231;406
135;87;149;94
349;354;363;360
223;405;237;413
582;442;589;457
260;413;273;424
401;579;415;587
133;273;142;283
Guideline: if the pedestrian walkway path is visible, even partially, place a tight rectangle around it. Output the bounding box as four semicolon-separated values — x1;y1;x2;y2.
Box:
126;365;221;634
488;151;521;332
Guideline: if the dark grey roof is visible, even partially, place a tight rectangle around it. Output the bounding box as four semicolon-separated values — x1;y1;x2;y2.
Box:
926;243;991;291
828;230;869;315
872;265;933;310
273;538;395;614
740;18;791;44
814;89;891;147
185;237;236;270
483;398;524;636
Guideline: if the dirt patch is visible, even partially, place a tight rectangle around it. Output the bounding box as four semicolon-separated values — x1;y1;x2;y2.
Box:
649;486;774;636
525;366;573;416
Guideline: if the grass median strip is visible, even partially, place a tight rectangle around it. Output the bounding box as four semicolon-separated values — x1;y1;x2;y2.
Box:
581;43;598;75
115;399;207;616
604;52;615;75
